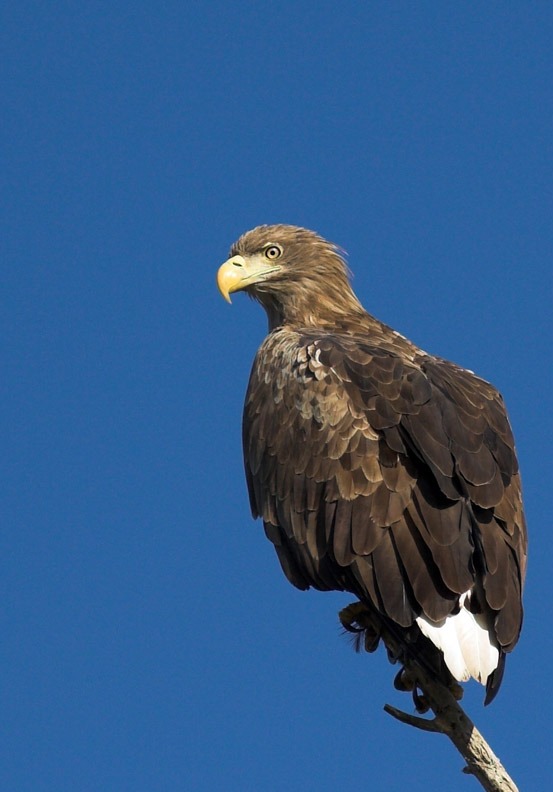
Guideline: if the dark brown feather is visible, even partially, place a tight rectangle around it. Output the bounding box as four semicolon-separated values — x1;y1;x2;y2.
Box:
371;530;416;626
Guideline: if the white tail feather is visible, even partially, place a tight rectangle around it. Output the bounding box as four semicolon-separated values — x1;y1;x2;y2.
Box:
415;591;499;685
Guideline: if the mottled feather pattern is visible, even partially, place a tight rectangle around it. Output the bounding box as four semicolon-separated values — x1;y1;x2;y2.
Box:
243;327;526;660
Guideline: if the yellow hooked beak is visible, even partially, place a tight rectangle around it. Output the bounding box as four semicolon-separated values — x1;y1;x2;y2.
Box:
216;254;282;303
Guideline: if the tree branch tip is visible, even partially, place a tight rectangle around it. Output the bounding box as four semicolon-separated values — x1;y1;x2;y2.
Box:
383;703;442;733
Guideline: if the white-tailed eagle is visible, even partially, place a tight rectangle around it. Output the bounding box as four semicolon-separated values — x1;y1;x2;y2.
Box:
217;225;527;703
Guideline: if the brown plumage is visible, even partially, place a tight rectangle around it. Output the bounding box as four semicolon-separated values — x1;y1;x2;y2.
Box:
217;224;527;703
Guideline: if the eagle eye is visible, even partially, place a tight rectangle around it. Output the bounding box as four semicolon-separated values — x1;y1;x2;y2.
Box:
264;245;282;260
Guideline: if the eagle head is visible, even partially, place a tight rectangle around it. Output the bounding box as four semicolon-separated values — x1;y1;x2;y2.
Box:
217;224;363;330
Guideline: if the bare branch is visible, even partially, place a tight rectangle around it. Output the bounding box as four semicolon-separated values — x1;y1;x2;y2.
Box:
383;703;442;733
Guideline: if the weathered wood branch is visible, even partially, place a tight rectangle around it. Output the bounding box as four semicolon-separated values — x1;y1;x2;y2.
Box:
340;602;519;792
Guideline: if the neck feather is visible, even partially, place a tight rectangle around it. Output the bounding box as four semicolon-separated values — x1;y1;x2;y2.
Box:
257;277;368;333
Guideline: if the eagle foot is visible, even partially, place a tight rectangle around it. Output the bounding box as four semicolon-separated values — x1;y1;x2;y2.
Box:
339;602;381;653
393;668;430;712
339;601;464;706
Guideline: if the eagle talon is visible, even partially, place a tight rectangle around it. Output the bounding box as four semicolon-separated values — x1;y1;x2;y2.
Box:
339;602;381;653
386;645;402;664
412;688;430;714
394;668;415;692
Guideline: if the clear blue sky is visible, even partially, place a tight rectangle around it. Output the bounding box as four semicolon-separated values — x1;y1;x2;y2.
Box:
2;3;551;790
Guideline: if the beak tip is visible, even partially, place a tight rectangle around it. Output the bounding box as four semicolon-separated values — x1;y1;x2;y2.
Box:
217;255;248;303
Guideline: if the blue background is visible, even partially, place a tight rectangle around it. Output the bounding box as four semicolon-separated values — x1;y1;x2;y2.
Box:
2;3;551;790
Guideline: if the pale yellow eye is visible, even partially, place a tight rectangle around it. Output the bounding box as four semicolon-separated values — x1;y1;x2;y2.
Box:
265;245;282;260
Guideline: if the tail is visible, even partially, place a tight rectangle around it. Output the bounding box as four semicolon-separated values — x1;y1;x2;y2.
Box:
415;590;503;703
